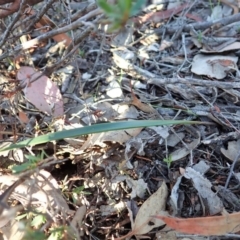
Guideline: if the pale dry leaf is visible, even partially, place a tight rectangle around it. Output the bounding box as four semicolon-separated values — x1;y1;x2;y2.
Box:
0;170;71;213
166;132;185;147
170;176;183;215
207;5;223;21
111;25;134;47
126;178;148;199
192;160;210;174
100;201;126;216
221;139;240;162
17;66;64;117
184;167;223;215
132;181;168;235
149;126;169;139
171;134;200;161
0;206;23;228
146;43;160;52
80;127;142;150
125;135;147;160
112;51;133;70
112;104;139;119
159;40;173;51
201;42;240;53
106;80;123;98
191;54;238;79
1;219;25;240
167;0;181;9
219;42;240;52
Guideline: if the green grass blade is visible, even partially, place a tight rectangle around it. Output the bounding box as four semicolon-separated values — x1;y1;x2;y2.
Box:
0;120;200;152
97;0;115;14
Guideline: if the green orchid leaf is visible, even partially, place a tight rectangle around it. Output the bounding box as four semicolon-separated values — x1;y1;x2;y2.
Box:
0;120;200;152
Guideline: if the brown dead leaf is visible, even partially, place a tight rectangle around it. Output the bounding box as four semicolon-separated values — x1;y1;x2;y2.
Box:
153;212;240;236
18;111;29;124
131;92;155;113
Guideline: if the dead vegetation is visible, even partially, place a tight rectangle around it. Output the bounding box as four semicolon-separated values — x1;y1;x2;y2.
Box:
0;0;240;239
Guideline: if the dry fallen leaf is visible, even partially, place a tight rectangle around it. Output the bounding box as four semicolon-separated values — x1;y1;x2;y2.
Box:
191;54;238;79
221;139;240;162
80;127;142;150
17;66;64;117
132;181;168;235
184;167;223;215
153;211;240;236
171;133;200;161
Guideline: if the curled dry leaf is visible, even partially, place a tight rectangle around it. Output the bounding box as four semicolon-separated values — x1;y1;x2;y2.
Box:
184;167;223;215
17;66;64;117
221;139;240;162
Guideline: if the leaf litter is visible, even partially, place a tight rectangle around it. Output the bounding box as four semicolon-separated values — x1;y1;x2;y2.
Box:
1;0;240;239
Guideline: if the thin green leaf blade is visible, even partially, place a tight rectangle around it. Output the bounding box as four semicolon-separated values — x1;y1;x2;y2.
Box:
0;120;199;152
130;0;145;16
97;0;115;14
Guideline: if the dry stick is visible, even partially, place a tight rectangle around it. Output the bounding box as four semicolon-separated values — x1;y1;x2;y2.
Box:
224;149;240;189
113;54;240;89
148;77;240;89
65;2;97;25
43;22;96;76
0;0;27;48
24;0;57;32
155;12;240;35
0;8;101;61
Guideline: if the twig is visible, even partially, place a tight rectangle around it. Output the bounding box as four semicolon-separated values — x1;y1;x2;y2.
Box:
224;149;240;189
0;0;27;48
24;0;57;32
148;76;240;89
155;12;240;35
0;8;101;61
